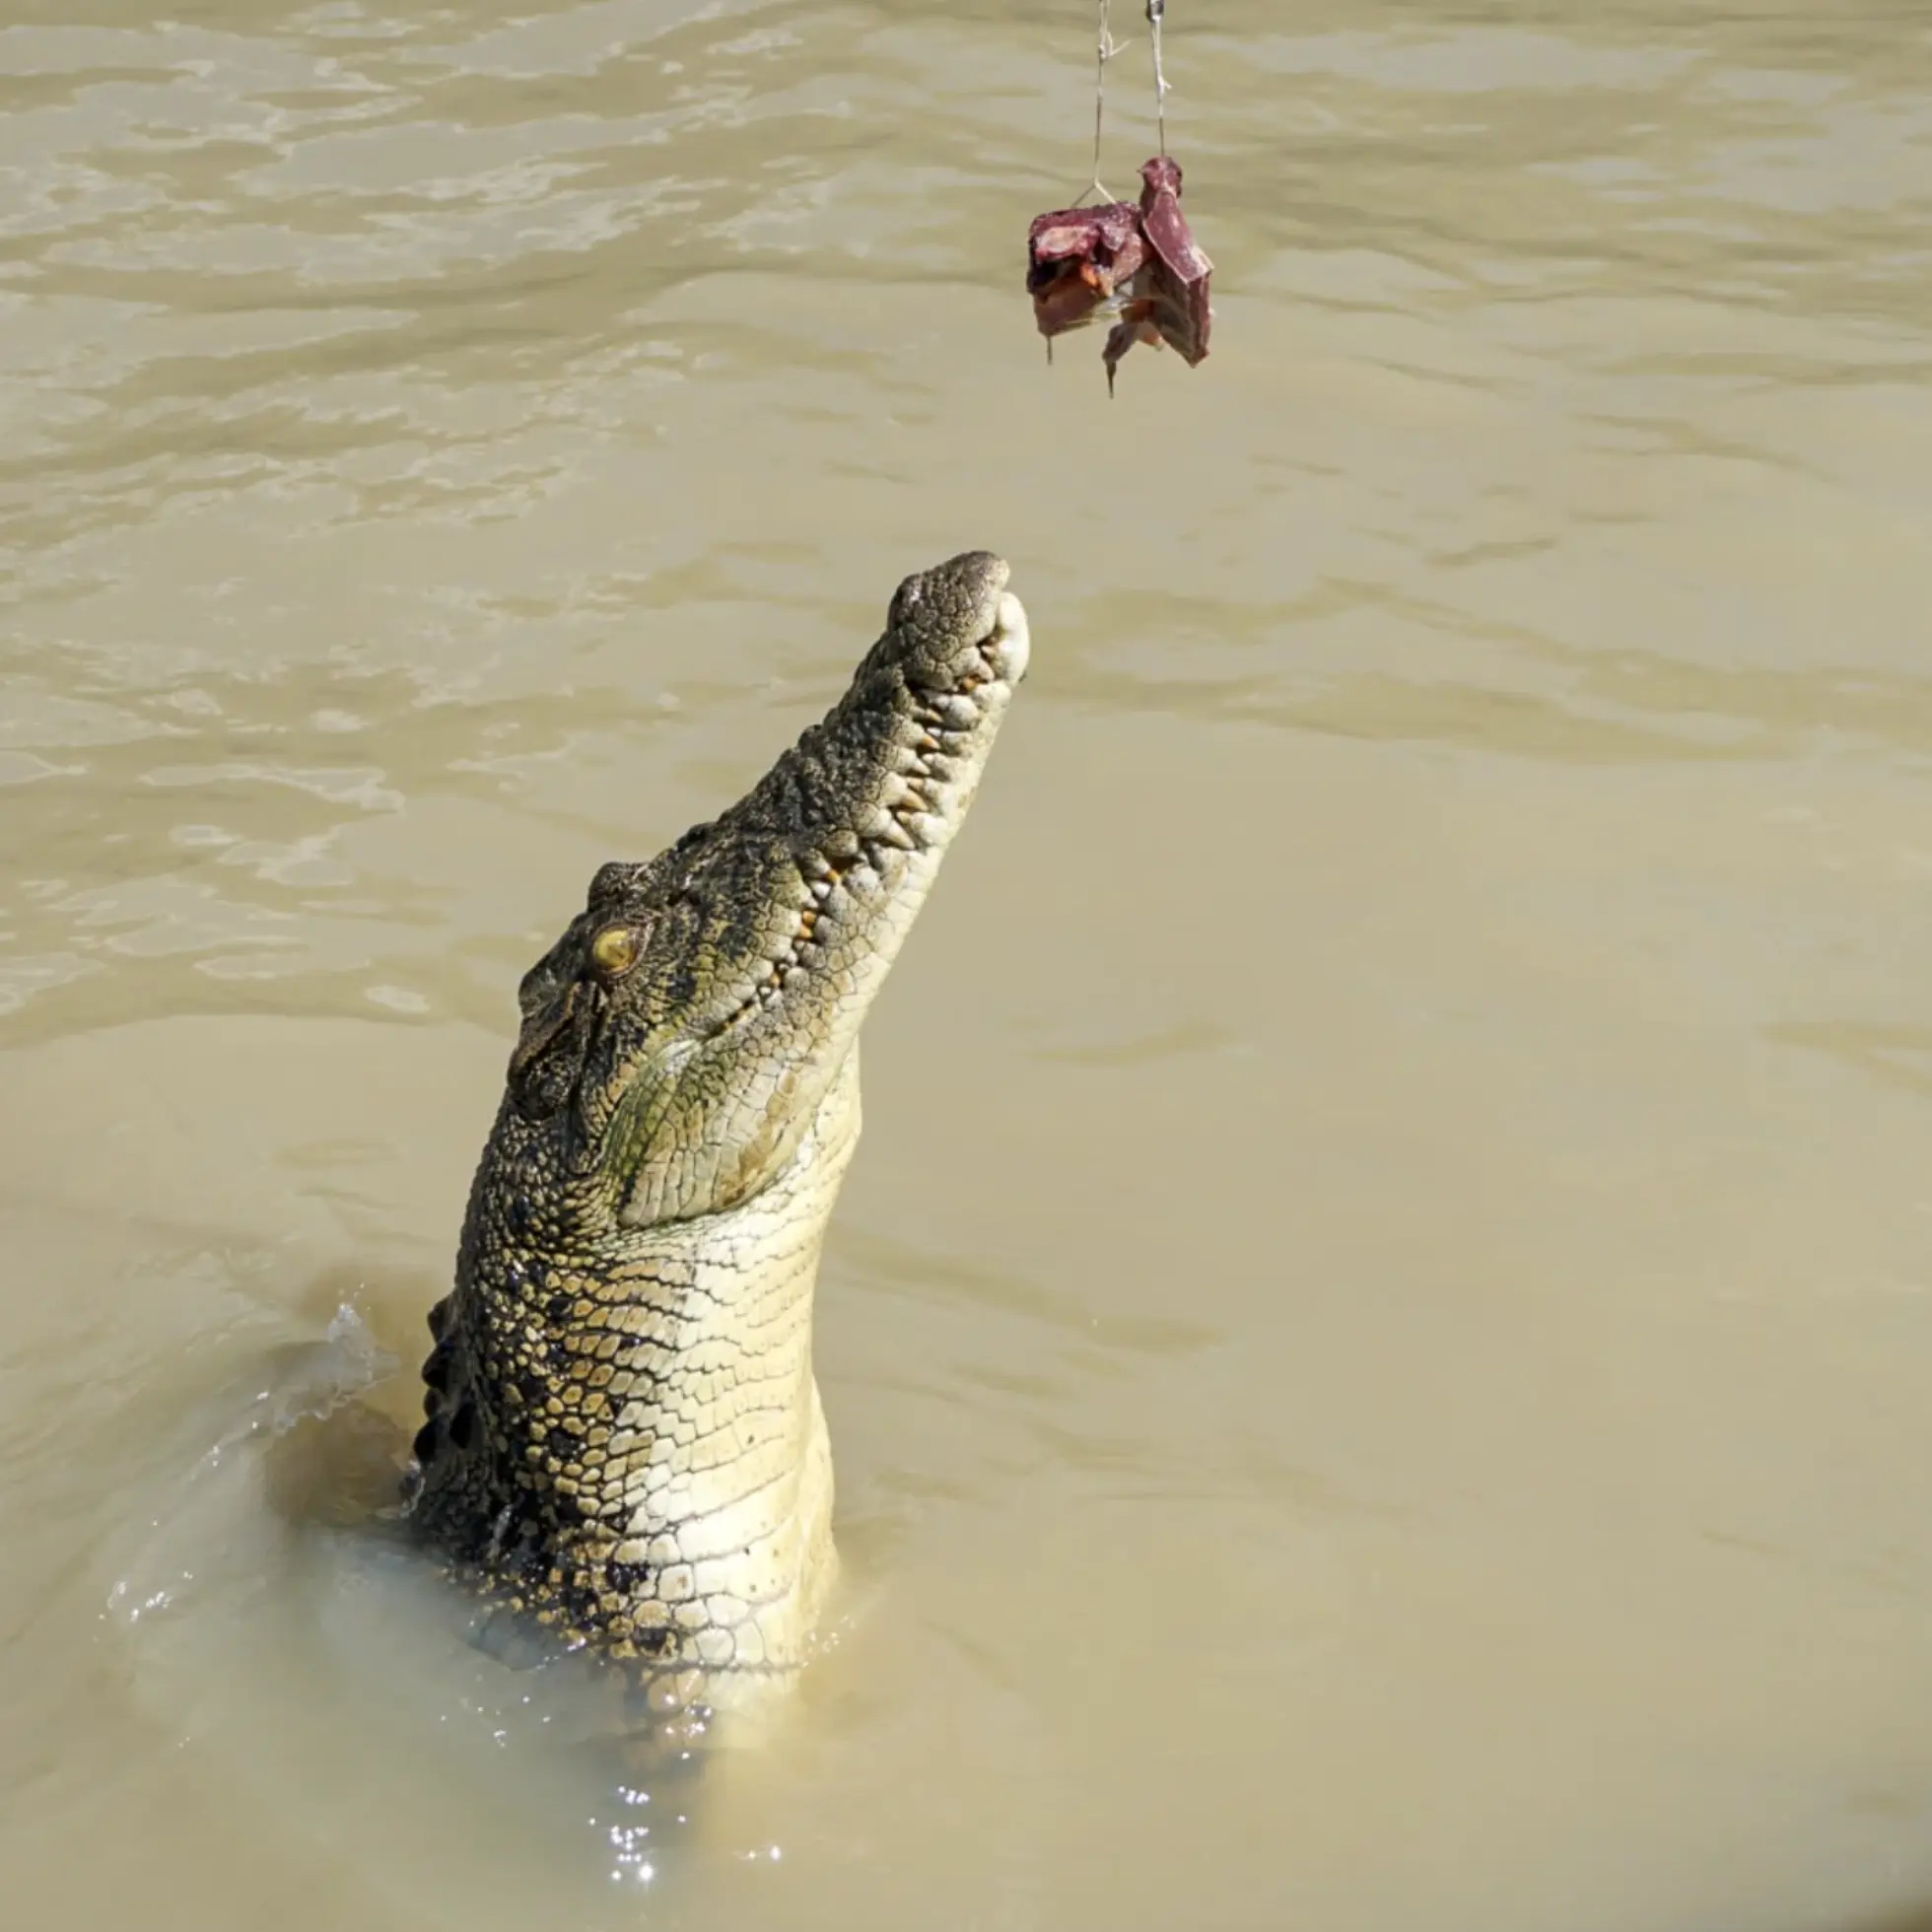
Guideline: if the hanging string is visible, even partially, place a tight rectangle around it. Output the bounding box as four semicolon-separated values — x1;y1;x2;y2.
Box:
1146;0;1169;157
1077;0;1172;202
1079;0;1129;204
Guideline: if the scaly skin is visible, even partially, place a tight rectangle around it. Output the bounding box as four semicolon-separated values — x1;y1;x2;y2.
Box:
403;552;1029;1718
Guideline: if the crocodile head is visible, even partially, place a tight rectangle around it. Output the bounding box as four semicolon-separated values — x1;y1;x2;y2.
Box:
498;550;1029;1228
406;551;1028;1686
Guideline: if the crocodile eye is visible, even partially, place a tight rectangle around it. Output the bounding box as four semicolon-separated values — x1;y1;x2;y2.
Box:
588;926;640;978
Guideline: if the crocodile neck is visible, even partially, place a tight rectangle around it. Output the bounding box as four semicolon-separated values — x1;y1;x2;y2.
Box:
408;1050;860;1690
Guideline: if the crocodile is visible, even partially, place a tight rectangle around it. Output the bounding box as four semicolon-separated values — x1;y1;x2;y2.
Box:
402;550;1029;1731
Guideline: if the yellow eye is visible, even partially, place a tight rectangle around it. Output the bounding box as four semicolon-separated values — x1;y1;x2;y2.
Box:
589;926;639;977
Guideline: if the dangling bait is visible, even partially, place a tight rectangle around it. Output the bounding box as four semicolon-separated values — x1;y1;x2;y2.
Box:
1022;0;1213;395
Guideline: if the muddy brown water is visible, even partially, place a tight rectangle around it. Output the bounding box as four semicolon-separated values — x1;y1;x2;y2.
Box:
5;1;1932;1927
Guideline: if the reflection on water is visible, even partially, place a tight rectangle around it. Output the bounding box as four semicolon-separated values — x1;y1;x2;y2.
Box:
5;1;1932;1928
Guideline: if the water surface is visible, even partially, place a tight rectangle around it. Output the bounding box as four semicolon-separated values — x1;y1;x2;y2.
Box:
5;2;1932;1928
